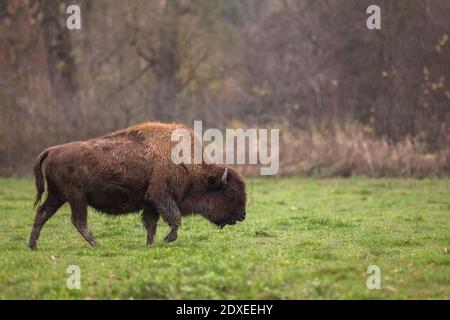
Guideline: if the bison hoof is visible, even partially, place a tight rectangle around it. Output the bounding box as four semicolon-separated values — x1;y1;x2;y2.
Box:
164;234;177;243
28;243;38;251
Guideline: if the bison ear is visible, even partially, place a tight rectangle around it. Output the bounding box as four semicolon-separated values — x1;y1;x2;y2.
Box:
207;168;227;190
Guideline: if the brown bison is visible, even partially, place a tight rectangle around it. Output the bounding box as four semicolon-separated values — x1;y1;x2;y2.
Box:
28;122;246;250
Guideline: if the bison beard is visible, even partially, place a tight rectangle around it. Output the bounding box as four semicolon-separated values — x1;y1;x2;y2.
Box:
28;122;246;250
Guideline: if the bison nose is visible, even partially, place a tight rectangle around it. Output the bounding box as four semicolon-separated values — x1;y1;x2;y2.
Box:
239;212;246;221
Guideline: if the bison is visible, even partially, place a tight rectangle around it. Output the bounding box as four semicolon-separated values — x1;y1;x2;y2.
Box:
28;122;246;250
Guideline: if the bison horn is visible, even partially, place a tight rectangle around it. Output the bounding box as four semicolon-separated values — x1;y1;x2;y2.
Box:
221;168;228;184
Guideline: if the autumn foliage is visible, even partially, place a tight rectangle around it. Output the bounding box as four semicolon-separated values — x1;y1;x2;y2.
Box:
0;0;449;176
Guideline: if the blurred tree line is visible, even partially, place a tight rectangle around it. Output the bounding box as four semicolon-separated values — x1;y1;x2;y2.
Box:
0;0;449;176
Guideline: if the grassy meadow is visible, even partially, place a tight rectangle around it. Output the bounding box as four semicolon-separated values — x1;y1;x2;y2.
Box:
0;177;448;299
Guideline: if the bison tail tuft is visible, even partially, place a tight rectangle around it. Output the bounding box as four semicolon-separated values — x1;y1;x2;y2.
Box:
33;149;50;208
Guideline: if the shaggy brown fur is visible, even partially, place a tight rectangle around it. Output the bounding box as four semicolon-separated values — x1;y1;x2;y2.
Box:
28;122;246;250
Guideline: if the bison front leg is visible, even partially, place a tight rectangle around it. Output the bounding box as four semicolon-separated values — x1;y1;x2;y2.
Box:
146;187;181;244
159;198;181;243
141;207;159;246
69;197;97;247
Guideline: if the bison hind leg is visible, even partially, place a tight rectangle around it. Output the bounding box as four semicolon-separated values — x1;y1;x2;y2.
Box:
69;196;97;247
28;190;64;250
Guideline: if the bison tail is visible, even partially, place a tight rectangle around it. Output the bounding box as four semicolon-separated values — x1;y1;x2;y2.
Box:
33;149;50;208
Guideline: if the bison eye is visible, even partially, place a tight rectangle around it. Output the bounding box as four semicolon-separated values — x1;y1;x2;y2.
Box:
224;188;234;199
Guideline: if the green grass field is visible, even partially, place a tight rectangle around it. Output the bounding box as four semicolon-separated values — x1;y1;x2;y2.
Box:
0;177;448;299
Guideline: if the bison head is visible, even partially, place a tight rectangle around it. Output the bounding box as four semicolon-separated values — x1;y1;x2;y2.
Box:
184;166;246;228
